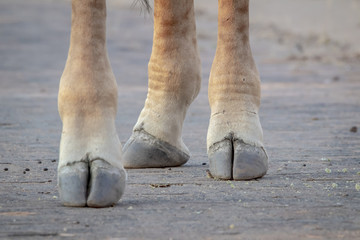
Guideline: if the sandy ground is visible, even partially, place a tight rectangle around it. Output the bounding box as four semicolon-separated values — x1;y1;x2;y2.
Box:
0;0;359;239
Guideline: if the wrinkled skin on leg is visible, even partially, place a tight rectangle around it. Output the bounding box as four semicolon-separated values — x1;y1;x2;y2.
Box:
58;0;126;207
57;0;267;209
124;0;267;180
123;0;201;168
207;0;268;180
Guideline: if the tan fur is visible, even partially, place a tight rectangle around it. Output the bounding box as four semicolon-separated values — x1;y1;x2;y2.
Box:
58;0;266;207
208;0;264;150
58;0;123;171
132;0;201;153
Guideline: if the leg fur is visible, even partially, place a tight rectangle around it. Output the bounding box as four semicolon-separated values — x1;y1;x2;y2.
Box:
58;0;126;207
207;0;268;180
123;0;201;168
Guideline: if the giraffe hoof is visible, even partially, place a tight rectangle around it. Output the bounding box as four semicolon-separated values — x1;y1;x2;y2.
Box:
58;160;126;208
58;162;88;207
208;139;268;180
122;130;189;168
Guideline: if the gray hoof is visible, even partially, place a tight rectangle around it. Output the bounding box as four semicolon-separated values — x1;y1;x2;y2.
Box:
58;162;88;207
58;160;126;208
208;139;268;180
87;160;126;207
122;130;189;168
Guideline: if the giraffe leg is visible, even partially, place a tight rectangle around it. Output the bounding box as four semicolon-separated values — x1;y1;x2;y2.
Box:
123;0;201;168
57;0;126;207
207;0;268;180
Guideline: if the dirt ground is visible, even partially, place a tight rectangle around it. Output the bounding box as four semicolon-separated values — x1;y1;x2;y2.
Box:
0;0;359;239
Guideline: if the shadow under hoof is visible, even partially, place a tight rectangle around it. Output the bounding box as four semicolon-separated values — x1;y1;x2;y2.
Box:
58;160;126;208
122;130;189;168
208;139;268;180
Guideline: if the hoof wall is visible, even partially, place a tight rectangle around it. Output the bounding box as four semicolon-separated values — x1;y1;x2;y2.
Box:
58;160;126;208
208;139;268;180
122;130;189;168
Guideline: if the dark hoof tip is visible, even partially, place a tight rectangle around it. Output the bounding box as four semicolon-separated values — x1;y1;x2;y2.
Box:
58;162;88;207
232;141;268;180
58;160;126;208
208;139;233;180
208;139;268;180
122;130;189;168
87;160;126;208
